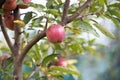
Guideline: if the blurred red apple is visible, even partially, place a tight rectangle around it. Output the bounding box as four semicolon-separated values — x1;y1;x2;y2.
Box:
22;0;32;4
46;24;65;43
3;13;15;30
3;53;11;60
55;57;67;67
3;9;11;16
0;54;11;66
2;0;17;10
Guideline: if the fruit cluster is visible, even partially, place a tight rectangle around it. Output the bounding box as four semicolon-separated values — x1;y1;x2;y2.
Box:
46;24;66;66
2;0;31;30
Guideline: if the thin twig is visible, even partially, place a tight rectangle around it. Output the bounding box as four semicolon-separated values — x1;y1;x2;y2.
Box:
76;12;99;20
0;15;14;53
67;0;92;23
61;0;70;25
26;65;40;80
44;17;48;31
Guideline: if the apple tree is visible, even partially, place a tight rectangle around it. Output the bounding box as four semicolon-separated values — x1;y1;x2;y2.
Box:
0;0;120;80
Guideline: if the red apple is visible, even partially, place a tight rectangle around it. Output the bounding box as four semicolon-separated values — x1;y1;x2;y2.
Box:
46;24;65;43
0;54;11;66
55;57;67;67
3;54;11;60
2;0;17;10
22;0;32;4
3;14;15;30
3;9;11;16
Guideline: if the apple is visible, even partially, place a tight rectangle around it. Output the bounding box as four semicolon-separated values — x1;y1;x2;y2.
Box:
46;24;65;43
3;9;11;16
55;57;67;67
0;54;11;66
2;0;17;10
3;53;11;60
3;14;15;30
22;0;32;4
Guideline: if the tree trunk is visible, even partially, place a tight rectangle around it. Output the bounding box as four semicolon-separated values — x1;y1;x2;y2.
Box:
13;60;23;80
13;7;22;80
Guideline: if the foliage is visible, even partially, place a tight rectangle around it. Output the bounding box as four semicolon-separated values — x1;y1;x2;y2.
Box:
0;0;120;80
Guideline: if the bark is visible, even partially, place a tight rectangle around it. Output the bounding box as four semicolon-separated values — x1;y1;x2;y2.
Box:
13;60;23;80
13;8;22;80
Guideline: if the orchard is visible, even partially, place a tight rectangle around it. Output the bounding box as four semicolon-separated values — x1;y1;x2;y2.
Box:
0;0;120;80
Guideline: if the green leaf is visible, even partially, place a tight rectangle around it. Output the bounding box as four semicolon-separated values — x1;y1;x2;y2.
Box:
57;0;62;4
50;66;82;76
98;0;105;5
94;23;115;39
46;0;54;8
32;16;44;27
38;4;45;9
85;46;97;54
29;2;45;11
108;3;120;7
0;9;3;15
57;76;64;80
48;71;62;76
41;54;58;67
23;12;33;24
108;9;120;19
72;20;99;37
48;72;64;80
105;13;120;28
0;47;10;52
88;39;96;45
46;9;60;17
34;44;39;54
34;44;41;59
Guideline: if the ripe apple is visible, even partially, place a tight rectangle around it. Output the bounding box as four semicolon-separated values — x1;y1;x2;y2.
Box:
3;53;11;60
2;0;17;10
0;54;11;66
3;9;11;16
3;14;15;30
55;57;67;67
46;24;65;43
22;0;32;4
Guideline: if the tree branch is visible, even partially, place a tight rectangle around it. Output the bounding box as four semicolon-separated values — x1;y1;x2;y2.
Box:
61;0;70;25
0;15;14;53
13;8;23;80
66;0;92;23
13;8;21;57
76;12;99;20
26;64;40;80
19;31;46;61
